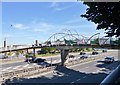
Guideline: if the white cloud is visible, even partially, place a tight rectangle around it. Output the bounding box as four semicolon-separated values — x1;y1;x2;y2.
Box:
49;2;76;11
31;22;54;32
49;2;59;8
13;23;29;29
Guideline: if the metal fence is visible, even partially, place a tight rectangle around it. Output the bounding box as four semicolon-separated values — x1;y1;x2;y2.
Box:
100;65;120;85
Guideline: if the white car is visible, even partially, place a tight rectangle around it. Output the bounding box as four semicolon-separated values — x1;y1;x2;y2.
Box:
104;56;114;63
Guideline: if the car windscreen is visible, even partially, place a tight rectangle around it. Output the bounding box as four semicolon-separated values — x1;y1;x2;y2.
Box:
105;57;112;59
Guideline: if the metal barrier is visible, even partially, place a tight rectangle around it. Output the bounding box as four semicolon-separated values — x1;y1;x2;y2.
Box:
100;65;120;85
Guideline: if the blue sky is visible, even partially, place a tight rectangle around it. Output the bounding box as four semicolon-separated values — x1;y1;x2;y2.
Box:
2;2;105;47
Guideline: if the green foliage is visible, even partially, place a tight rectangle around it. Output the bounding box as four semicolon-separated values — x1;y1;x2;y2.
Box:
86;48;92;52
81;2;120;37
40;47;56;54
16;51;19;57
7;52;12;56
25;53;35;58
19;50;24;54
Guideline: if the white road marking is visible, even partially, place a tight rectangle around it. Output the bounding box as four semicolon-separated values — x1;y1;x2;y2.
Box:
2;67;12;71
28;66;33;68
13;65;21;69
23;64;29;67
68;57;101;68
8;70;13;72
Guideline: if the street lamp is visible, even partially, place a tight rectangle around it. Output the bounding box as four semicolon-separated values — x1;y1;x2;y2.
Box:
10;24;13;60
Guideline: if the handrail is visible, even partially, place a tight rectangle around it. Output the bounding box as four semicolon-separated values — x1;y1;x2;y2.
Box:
100;65;120;85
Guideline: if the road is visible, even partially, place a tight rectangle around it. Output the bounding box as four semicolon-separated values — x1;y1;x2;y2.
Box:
1;50;119;73
4;50;119;84
0;52;90;71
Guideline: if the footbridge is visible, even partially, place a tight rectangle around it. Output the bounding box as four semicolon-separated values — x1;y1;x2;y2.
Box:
0;30;120;66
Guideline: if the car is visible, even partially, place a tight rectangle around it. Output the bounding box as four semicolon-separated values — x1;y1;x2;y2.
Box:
80;56;88;59
102;50;107;53
80;52;86;55
33;58;46;63
69;55;75;58
104;56;114;63
38;62;50;67
25;58;33;63
92;51;99;55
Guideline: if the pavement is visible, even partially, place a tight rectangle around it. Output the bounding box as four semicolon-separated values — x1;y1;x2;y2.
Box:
2;50;119;84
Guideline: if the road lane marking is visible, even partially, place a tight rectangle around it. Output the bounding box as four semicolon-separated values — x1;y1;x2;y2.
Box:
8;70;13;72
67;55;106;69
28;67;33;68
23;64;29;67
2;67;12;71
13;65;21;69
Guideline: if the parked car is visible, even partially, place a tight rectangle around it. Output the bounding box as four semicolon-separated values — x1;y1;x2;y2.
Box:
104;56;114;63
69;55;75;58
92;51;99;55
80;56;88;59
80;52;86;55
33;58;46;63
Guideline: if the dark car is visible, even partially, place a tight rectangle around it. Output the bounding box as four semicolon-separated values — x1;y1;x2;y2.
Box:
38;62;50;67
80;52;86;55
69;55;75;58
92;52;99;55
80;56;88;59
25;58;33;63
33;58;46;63
102;50;107;53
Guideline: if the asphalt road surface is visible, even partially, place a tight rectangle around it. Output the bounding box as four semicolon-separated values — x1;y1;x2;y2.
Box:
4;50;119;84
1;50;119;73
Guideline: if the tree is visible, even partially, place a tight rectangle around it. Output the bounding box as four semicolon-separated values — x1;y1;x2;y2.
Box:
7;52;12;56
81;2;120;37
16;51;19;57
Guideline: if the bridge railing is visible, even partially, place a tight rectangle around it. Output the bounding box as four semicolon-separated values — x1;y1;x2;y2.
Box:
100;64;120;85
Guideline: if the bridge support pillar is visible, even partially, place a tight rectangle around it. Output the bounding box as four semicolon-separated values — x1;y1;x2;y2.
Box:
33;48;35;57
60;49;69;66
26;49;28;54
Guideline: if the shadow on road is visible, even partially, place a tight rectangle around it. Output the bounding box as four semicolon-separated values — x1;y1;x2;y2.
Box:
2;60;120;85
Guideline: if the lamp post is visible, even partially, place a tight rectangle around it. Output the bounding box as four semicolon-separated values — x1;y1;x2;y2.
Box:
10;24;13;60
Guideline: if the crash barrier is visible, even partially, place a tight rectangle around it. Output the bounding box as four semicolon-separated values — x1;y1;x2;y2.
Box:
1;58;24;64
100;65;120;85
65;55;104;67
0;66;53;83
